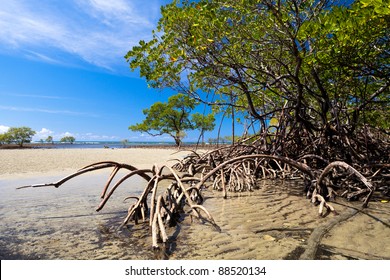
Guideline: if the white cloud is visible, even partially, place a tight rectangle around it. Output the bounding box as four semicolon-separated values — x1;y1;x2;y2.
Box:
78;132;119;140
32;130;118;141
0;0;165;70
135;133;172;141
0;125;10;133
34;128;54;140
56;131;119;141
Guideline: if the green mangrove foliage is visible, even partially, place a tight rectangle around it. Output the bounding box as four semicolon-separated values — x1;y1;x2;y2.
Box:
126;0;389;151
129;93;215;146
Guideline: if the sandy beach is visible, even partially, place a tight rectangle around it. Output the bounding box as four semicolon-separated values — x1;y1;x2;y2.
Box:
0;148;190;179
1;148;389;260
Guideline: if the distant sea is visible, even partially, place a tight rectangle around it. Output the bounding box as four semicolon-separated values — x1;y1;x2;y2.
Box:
32;141;179;149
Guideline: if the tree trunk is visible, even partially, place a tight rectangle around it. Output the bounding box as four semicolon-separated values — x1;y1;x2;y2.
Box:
174;136;181;147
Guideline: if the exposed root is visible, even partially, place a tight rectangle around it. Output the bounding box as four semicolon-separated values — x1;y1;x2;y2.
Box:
316;161;375;208
18;160;217;254
300;208;360;260
18;126;388;258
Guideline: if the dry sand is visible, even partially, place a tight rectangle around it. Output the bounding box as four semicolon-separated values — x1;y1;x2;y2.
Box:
0;148;190;179
0;148;389;260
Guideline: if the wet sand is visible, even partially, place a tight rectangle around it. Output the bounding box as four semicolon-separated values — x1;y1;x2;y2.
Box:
1;148;389;259
172;181;390;260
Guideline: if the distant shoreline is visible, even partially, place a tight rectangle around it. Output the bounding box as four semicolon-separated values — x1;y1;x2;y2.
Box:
0;143;57;149
0;142;221;150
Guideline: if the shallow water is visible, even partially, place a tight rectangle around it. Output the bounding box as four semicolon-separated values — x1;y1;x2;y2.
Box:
1;174;389;260
0;171;155;259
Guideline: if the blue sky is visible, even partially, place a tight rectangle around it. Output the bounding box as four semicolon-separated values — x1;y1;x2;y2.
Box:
0;0;240;142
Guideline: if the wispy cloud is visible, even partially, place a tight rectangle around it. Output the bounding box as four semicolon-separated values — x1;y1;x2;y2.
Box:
25;50;64;65
80;0;154;27
0;105;98;117
0;0;165;70
1;93;69;100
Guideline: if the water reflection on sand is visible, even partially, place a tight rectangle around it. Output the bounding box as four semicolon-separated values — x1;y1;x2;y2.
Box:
0;171;154;259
